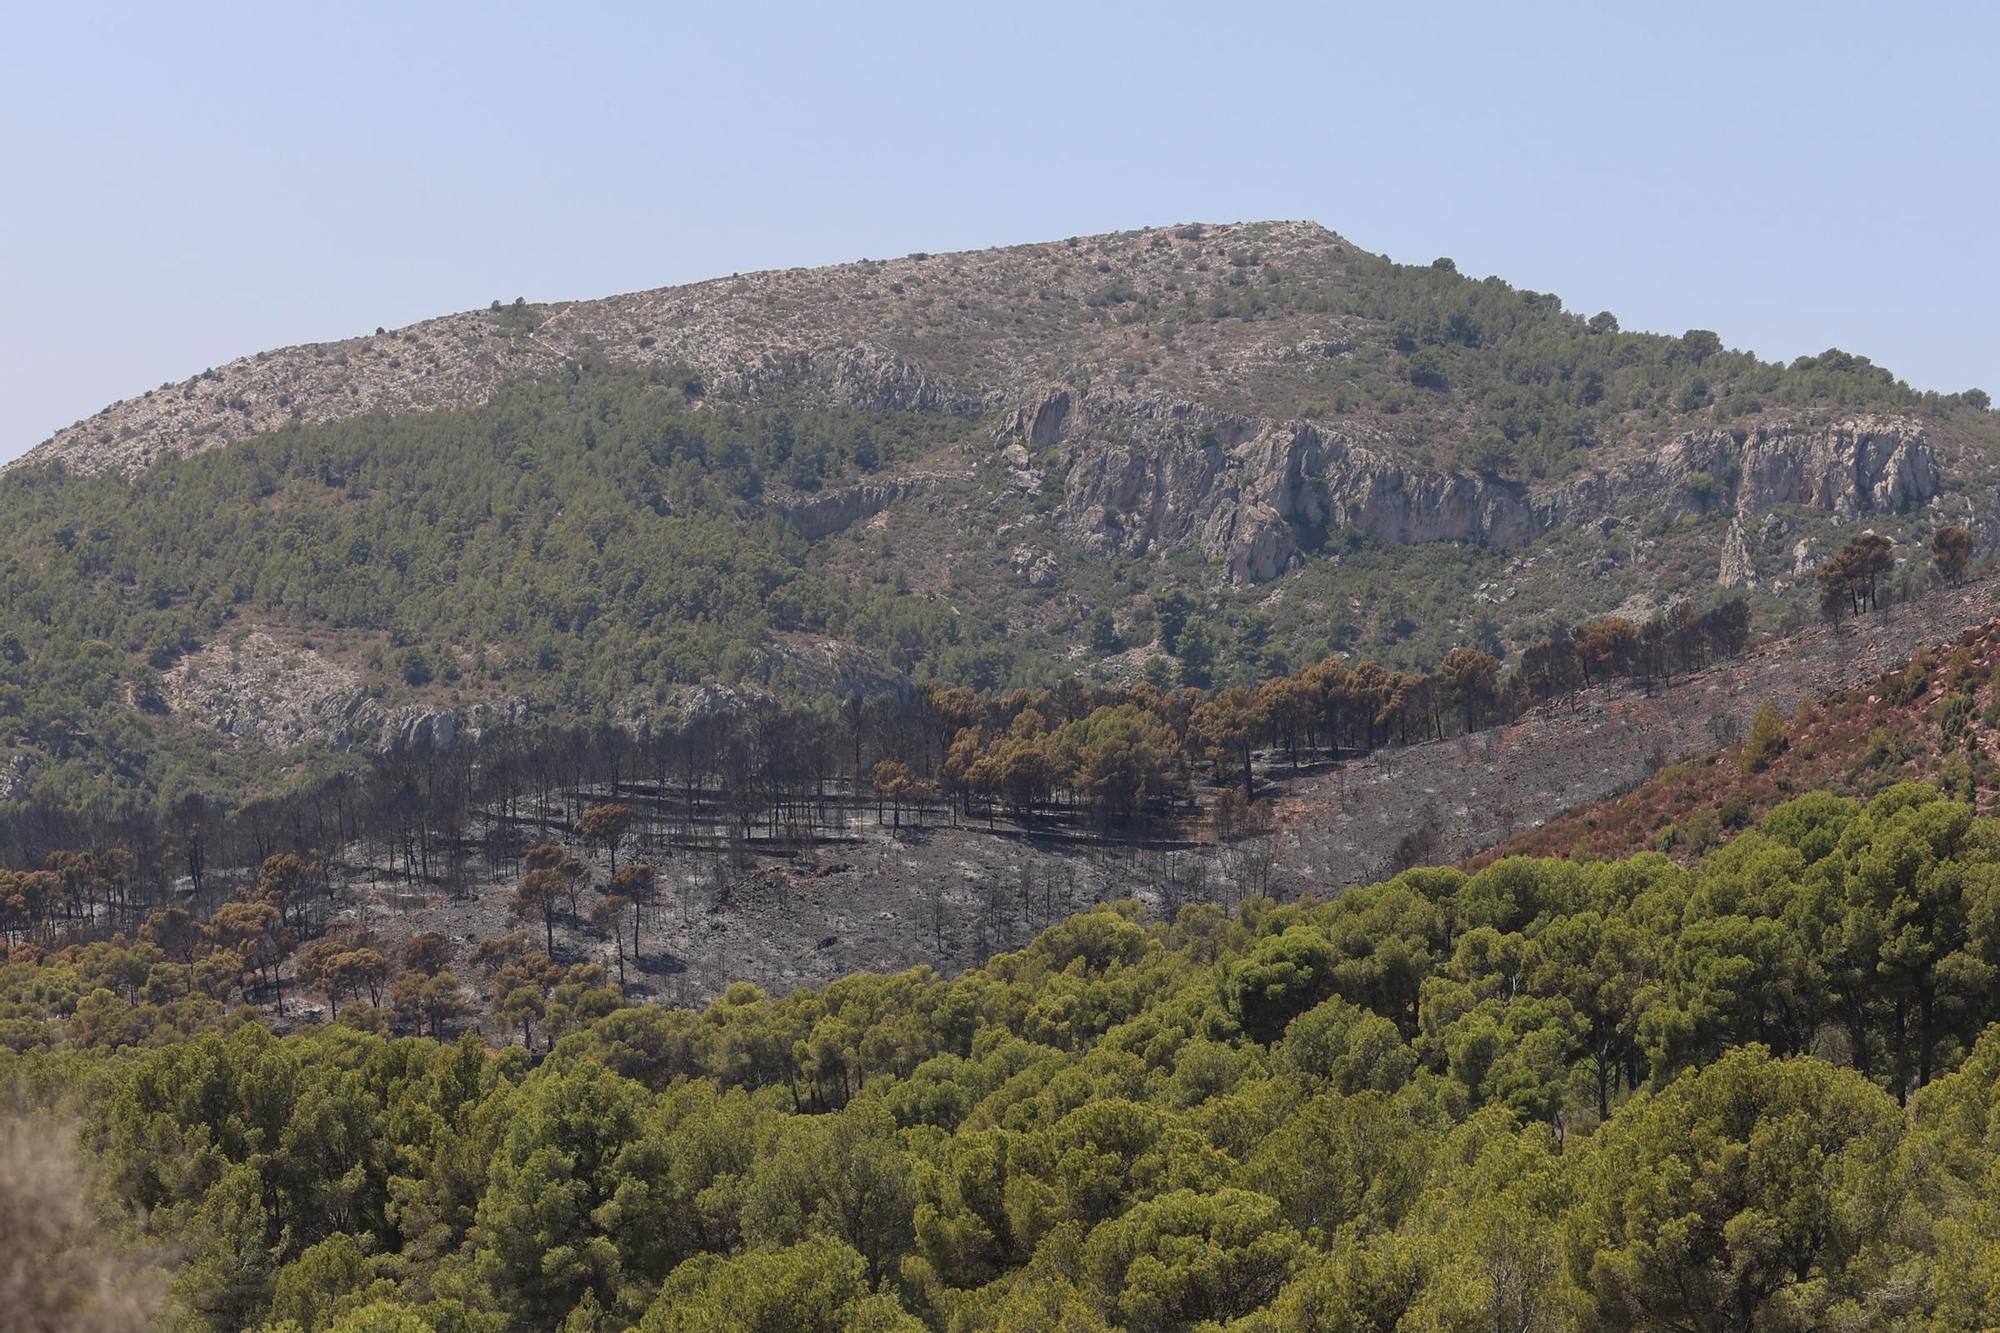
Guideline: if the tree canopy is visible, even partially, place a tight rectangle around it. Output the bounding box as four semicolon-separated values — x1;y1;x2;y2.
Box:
6;782;2000;1327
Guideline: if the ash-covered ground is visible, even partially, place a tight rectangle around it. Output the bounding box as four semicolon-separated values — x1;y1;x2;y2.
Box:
281;575;2000;1026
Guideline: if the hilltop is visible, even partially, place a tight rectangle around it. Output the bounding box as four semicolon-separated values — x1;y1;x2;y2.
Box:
20;220;1991;490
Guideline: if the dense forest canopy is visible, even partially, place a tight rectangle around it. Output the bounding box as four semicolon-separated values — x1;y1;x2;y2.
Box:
15;781;2000;1330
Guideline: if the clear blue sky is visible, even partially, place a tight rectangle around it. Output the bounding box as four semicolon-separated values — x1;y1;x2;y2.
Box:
4;1;1995;461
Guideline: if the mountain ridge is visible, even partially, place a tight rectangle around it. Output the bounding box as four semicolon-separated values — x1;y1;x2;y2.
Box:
20;219;1990;614
25;216;1989;489
14;220;1344;476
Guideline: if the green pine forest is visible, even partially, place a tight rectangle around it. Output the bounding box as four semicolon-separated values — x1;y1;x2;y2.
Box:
17;781;2000;1330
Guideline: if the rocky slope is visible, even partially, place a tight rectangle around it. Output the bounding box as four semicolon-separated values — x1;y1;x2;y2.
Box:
19;222;1356;476
1479;589;2000;867
20;225;1982;589
1035;387;1944;584
159;630;529;753
1266;566;2000;888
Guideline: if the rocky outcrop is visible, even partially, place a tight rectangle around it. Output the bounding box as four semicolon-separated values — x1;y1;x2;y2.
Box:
372;701;529;753
776;479;920;542
1042;383;1946;584
387;707;456;752
1011;545;1060;587
158;623;909;754
1719;515;1758;588
1057;412;1561;584
0;753;33;803
824;343;973;414
727;343;984;417
162;633;368;748
1315;435;1552;547
613;657;907;737
1024;388;1072;447
1043;382;1568;584
1667;417;1941;517
160;631;526;753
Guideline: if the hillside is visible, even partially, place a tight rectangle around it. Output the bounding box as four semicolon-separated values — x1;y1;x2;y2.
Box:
14;222;2000;1333
16;782;2000;1329
2;222;1994;825
1269;565;2000;884
0;560;1974;1023
1487;594;2000;865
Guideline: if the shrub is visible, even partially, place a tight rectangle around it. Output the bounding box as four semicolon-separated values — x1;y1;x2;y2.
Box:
399;647;433;687
1741;702;1789;773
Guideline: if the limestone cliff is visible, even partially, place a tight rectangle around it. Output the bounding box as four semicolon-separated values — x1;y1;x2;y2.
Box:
1039;383;1942;584
1719;515;1759;588
1667;418;1940;517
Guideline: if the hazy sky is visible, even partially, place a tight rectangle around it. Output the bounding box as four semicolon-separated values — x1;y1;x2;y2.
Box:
4;1;1995;461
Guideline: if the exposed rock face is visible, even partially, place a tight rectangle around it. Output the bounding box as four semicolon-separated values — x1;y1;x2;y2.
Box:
1719;515;1759;588
776;480;920;542
0;754;32;803
1011;545;1060;587
161;633;367;748
824;343;973;414
160;631;524;753
764;637;907;699
1024;388;1072;447
378;702;529;754
1668;418;1941;517
731;343;984;417
380;706;458;754
1043;385;1945;584
1055;409;1562;585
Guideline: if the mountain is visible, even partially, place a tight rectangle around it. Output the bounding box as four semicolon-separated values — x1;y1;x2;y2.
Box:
19;224;2000;1332
2;221;1994;820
